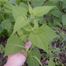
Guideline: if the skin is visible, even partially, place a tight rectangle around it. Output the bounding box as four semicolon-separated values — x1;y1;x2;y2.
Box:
4;53;26;66
4;40;32;66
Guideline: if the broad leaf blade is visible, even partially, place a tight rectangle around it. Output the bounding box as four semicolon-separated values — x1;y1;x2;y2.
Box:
29;24;57;52
13;16;28;33
12;5;28;33
27;48;41;66
12;5;27;18
32;6;55;17
62;15;66;26
5;34;23;55
31;0;45;7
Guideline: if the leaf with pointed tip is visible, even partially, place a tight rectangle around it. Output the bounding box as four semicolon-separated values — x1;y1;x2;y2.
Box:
12;5;28;33
32;6;55;17
29;24;57;52
5;34;23;55
13;16;29;33
27;48;41;66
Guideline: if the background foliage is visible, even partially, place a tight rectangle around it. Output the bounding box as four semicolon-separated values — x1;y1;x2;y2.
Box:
0;0;66;66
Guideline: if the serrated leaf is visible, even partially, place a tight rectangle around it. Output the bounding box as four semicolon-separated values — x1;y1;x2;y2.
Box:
12;5;28;18
1;19;12;33
32;6;55;17
62;15;66;26
29;24;57;52
13;16;28;33
27;48;41;66
12;5;29;33
17;29;28;41
28;4;33;16
48;58;55;66
5;34;23;55
31;0;45;7
50;9;62;18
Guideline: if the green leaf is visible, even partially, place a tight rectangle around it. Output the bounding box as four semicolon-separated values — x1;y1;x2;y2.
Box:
17;29;28;41
12;5;29;33
9;0;16;4
63;0;66;8
48;58;55;66
5;34;23;55
0;0;8;2
29;24;57;52
13;16;29;33
12;5;28;18
27;48;41;66
32;56;42;66
31;0;45;7
1;19;12;33
28;4;33;16
62;15;66;26
50;9;62;18
32;6;55;17
50;0;62;3
0;25;3;34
